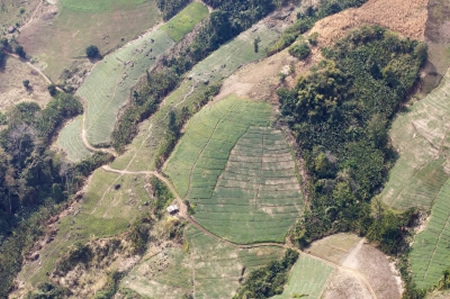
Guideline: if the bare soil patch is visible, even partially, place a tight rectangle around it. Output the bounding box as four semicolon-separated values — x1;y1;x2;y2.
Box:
0;56;52;111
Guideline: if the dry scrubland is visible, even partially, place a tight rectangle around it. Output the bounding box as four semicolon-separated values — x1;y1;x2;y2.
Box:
0;0;40;36
122;225;284;298
17;0;162;80
0;56;52;111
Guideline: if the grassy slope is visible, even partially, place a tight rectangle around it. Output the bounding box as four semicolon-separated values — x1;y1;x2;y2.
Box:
164;95;273;198
56;116;92;161
19;0;161;81
110;21;281;171
381;69;450;210
272;255;333;299
123;225;284;298
410;178;450;289
160;2;209;42
17;169;152;287
194;127;304;244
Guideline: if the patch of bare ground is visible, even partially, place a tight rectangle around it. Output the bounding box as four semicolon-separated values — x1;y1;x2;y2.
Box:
309;233;403;299
0;56;52;111
322;268;373;299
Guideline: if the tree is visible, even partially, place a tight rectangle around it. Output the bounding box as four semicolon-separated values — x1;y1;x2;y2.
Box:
14;45;26;59
85;45;99;59
289;42;311;60
22;80;30;89
48;84;57;97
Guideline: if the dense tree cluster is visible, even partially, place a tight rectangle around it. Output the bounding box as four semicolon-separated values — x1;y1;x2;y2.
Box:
156;0;191;20
280;26;426;249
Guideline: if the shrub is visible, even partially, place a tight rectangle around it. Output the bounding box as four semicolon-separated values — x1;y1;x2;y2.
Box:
289;42;311;60
14;45;26;59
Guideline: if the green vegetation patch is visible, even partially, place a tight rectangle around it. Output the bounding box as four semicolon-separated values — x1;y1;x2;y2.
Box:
57;116;92;162
410;178;450;289
111;21;281;171
164;95;272;198
160;2;209;42
123;225;284;298
59;0;148;12
272;255;333;299
381;69;450;210
194;127;304;244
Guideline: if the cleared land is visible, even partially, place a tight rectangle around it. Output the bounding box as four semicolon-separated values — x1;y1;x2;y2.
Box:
111;19;282;171
410;178;450;289
122;225;284;298
193;126;304;244
16;169;153;289
0;0;40;36
272;255;333;299
164;95;273;198
160;2;209;42
17;0;161;80
0;56;52;111
381;69;450;210
56;116;92;161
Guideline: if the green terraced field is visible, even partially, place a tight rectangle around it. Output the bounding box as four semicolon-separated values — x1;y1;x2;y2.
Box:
160;2;209;42
381;69;450;210
111;19;282;171
59;0;148;12
56;116;92;162
273;255;333;299
410;178;450;289
123;225;284;298
193;127;304;244
17;169;153;287
164;95;273;198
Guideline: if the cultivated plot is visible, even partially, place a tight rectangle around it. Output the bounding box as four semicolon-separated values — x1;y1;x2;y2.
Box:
56;116;92;161
381;69;450;210
111;19;282;171
164;95;273;198
410;178;450;289
123;225;284;298
193;126;304;244
272;255;333;299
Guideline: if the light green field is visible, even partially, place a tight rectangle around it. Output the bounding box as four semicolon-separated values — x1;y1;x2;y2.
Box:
123;225;284;298
160;2;209;42
17;169;153;287
18;0;161;80
193;127;304;244
381;69;450;210
111;20;281;171
273;255;333;299
164;95;273;198
56;116;92;161
410;178;450;289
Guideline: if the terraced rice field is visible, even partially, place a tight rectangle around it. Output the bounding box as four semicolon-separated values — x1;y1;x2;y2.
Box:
164;95;273;198
17;169;153;287
193;127;303;244
111;19;282;171
410;178;450;289
160;2;209;42
381;69;450;210
56;116;91;161
273;255;333;299
123;225;284;298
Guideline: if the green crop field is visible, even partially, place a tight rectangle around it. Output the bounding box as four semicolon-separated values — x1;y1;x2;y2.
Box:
410;178;450;289
111;20;282;171
56;116;92;161
123;225;284;298
18;0;161;80
193;127;304;244
273;255;333;299
160;2;209;42
17;169;154;288
164;95;273;198
381;69;450;210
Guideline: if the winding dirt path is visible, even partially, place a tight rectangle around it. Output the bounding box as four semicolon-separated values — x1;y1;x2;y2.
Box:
101;164;379;299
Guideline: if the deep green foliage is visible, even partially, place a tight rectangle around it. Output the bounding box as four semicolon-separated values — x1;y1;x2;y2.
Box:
86;45;100;58
283;26;425;247
129;215;152;254
268;0;368;55
47;84;57;97
289;42;311;60
151;177;174;219
55;241;94;274
27;282;72;299
156;0;191;20
15;45;26;59
234;249;299;298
